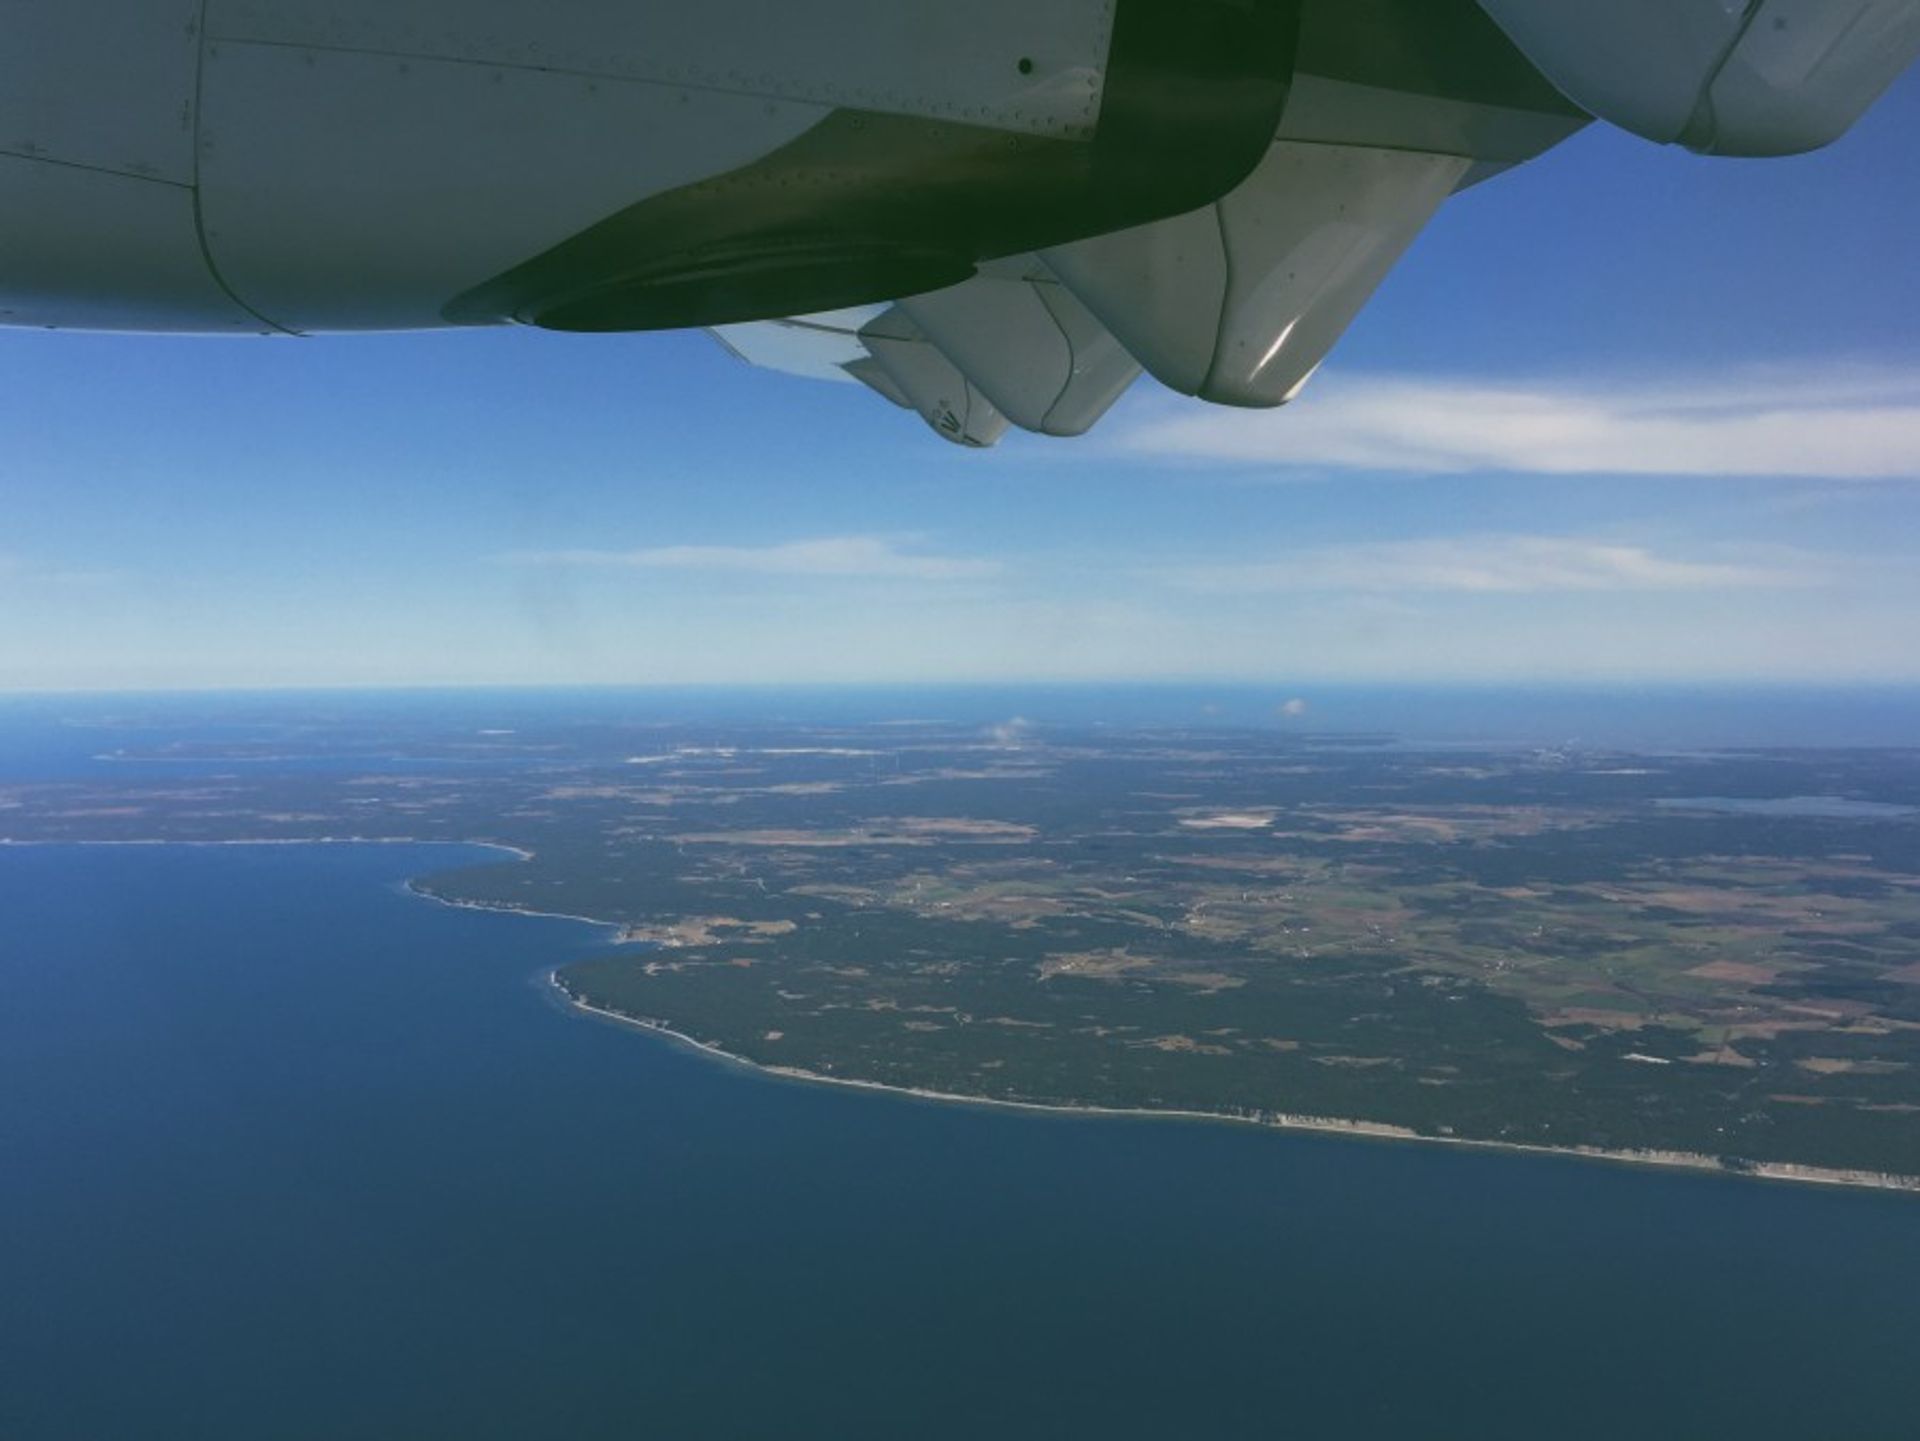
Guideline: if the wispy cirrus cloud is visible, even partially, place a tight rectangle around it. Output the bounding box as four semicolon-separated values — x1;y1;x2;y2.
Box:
1156;535;1829;596
503;534;1000;581
1115;366;1920;479
0;554;122;588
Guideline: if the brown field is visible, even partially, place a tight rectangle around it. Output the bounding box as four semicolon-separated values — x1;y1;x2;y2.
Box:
1275;804;1598;843
1686;960;1785;985
1797;1058;1910;1076
621;915;799;947
1176;811;1276;830
885;816;1037;838
1037;948;1152;981
1543;1008;1652;1031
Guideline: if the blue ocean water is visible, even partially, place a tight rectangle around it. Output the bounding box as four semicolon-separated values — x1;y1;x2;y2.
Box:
2;843;1918;1439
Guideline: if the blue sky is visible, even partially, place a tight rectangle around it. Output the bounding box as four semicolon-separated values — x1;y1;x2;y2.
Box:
4;68;1918;692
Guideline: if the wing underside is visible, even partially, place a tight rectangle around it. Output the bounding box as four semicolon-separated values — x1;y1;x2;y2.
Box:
707;6;1590;446
710;0;1920;446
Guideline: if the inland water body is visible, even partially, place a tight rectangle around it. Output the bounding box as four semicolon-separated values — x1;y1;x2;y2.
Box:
4;843;1919;1440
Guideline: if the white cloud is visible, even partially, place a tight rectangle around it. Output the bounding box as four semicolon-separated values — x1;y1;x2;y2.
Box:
986;716;1033;746
1158;535;1826;595
1115;366;1920;479
504;534;999;581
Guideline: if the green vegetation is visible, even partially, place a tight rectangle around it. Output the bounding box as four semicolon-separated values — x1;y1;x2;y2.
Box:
8;717;1919;1177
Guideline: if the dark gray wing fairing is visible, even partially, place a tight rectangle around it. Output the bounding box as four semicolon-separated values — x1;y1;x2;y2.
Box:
446;0;1302;332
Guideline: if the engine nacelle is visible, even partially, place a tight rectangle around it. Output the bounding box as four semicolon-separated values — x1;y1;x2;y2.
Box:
1477;0;1920;155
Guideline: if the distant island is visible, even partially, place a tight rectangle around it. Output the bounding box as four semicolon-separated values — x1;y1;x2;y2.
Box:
8;708;1920;1189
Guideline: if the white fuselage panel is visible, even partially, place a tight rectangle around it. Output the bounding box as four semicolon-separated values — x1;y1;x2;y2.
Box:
0;0;203;182
0;155;262;331
196;44;828;331
201;0;1112;140
1;0;1118;333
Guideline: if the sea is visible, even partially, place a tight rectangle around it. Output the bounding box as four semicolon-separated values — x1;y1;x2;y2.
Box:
3;841;1918;1440
4;685;1920;1437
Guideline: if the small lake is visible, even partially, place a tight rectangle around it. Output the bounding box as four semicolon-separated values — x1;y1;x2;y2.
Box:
1655;795;1918;819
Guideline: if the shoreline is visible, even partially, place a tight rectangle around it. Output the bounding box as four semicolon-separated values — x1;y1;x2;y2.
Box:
8;834;1914;1196
0;836;534;861
550;974;1920;1197
403;880;625;934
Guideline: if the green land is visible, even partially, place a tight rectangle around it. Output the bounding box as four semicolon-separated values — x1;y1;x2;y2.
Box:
9;712;1920;1184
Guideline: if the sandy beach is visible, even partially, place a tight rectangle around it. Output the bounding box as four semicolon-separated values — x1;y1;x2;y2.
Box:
549;972;1920;1197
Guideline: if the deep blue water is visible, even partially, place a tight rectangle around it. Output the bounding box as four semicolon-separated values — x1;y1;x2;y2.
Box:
4;844;1919;1440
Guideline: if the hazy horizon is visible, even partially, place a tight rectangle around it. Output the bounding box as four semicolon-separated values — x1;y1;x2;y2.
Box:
9;679;1920;751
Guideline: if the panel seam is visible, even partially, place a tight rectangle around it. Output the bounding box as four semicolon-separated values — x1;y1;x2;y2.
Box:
199;34;1076;141
0;149;192;188
189;1;301;335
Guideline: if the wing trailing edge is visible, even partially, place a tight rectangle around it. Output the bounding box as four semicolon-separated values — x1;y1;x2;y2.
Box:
705;138;1473;445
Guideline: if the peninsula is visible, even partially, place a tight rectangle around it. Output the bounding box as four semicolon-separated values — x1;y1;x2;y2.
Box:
8;702;1919;1186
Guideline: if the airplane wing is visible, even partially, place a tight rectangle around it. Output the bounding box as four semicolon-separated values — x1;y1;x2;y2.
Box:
5;0;1915;444
713;264;1140;447
707;0;1920;447
707;5;1587;447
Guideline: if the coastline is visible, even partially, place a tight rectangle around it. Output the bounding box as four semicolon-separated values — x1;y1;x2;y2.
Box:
7;834;1913;1196
549;973;1920;1197
0;836;533;861
403;879;625;934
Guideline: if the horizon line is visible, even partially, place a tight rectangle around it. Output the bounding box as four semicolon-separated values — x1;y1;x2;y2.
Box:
9;677;1920;700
